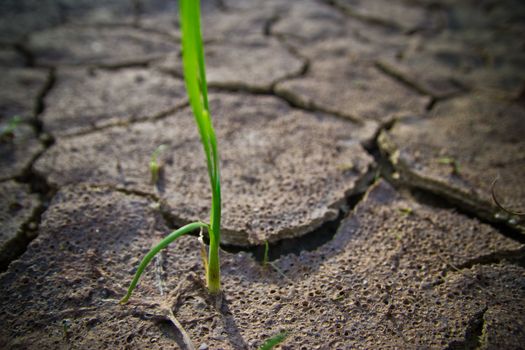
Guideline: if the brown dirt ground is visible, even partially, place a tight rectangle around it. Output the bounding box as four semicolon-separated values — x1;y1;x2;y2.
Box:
1;0;524;349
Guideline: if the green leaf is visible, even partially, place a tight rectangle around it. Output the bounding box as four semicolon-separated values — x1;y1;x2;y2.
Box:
259;331;289;350
120;221;209;304
179;0;222;294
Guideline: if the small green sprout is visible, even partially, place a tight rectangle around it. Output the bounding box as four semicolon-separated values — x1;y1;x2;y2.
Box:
150;144;166;185
62;319;71;339
437;156;460;175
262;240;270;267
121;0;222;303
258;331;289;350
0;116;21;142
398;207;413;215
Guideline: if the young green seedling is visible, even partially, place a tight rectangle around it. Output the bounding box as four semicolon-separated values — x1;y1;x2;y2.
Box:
0;116;21;142
262;240;270;267
258;331;289;350
437;156;460;175
120;0;222;304
150;144;166;185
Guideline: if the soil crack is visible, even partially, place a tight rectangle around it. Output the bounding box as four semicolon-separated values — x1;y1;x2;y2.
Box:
55;100;190;140
263;12;281;37
374;61;468;105
321;0;402;31
223;165;377;261
0;193;46;272
454;247;525;271
445;308;487;350
1;68;57;271
376;123;525;244
12;42;36;67
408;188;525;244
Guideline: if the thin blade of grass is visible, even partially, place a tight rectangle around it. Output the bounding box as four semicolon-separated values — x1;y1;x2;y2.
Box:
258;331;289;350
179;0;222;294
120;221;209;304
191;0;209;112
180;1;217;191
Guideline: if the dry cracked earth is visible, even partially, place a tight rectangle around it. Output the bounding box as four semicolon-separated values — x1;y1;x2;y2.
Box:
1;0;524;349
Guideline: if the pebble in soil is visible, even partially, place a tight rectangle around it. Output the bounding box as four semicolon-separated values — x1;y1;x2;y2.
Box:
35;92;377;246
379;93;525;233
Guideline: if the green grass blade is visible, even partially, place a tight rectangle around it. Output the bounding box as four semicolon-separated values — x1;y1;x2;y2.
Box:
120;221;209;304
179;0;222;294
258;331;289;350
263;240;269;267
180;0;216;189
150;144;166;185
190;0;209;112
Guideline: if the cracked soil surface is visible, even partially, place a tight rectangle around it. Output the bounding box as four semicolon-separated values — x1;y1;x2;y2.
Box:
0;0;524;349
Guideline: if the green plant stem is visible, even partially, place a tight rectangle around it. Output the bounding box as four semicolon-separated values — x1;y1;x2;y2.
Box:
263;240;269;267
120;0;221;303
120;221;209;304
207;233;221;293
150;144;166;185
180;0;222;294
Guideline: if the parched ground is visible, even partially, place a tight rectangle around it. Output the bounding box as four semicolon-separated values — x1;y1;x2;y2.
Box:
0;0;524;349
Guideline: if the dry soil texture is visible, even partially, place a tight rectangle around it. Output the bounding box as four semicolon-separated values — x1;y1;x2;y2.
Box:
1;0;524;349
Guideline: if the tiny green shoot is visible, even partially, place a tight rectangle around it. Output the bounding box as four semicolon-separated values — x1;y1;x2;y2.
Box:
262;240;270;267
62;319;71;339
258;331;289;350
150;144;166;185
0;115;21;142
398;207;413;215
437;157;460;175
120;0;222;303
